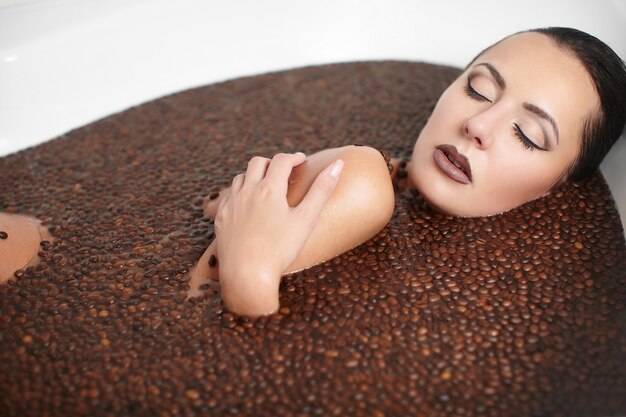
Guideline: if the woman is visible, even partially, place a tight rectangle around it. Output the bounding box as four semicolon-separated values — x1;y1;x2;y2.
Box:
199;27;626;317
1;28;624;318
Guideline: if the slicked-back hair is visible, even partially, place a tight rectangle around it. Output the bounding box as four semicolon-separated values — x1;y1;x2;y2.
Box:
467;27;626;184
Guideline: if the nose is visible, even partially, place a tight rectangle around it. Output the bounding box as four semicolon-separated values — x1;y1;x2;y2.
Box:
463;114;494;149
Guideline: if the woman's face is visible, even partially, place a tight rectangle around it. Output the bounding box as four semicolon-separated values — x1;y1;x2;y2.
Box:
409;32;599;217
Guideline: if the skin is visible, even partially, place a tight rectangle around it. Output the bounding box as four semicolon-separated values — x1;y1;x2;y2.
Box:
0;32;601;318
0;213;52;283
206;32;599;317
409;32;598;217
190;146;395;309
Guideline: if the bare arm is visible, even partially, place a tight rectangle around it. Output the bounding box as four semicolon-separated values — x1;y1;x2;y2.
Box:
214;152;343;316
213;145;395;317
283;145;395;273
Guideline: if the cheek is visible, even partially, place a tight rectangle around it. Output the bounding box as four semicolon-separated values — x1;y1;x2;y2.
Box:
412;108;454;155
484;152;565;201
417;87;463;137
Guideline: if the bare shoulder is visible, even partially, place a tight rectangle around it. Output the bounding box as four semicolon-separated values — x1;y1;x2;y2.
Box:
288;144;395;217
338;144;392;171
284;144;395;273
333;144;395;215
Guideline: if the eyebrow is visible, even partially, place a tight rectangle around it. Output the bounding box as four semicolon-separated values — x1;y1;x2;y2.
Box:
475;62;560;147
476;63;506;90
522;102;560;146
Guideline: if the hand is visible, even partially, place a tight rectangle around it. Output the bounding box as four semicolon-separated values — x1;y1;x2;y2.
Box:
214;152;344;316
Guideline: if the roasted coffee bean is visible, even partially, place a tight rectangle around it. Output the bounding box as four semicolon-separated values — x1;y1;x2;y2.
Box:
1;62;624;417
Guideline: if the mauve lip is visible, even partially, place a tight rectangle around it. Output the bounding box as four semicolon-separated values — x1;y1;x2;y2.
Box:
434;145;472;184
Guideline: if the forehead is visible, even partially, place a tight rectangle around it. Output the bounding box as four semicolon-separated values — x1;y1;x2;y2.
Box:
473;32;599;143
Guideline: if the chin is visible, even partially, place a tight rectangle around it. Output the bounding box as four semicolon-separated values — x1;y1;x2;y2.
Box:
428;202;456;217
415;182;488;218
410;173;456;216
409;161;494;218
423;195;466;217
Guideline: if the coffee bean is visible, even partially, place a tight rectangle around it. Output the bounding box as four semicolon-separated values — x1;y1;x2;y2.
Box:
1;61;623;417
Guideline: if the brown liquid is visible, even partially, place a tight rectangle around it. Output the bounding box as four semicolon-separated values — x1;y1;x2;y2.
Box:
1;61;625;416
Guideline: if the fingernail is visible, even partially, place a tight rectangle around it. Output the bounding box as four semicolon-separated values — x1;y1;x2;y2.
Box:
330;159;344;179
296;151;306;157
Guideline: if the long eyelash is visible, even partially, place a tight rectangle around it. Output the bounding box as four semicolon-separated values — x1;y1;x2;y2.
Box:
513;123;545;151
464;77;491;102
464;75;546;152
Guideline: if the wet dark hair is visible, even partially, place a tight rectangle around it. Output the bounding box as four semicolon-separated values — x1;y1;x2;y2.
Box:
468;27;626;183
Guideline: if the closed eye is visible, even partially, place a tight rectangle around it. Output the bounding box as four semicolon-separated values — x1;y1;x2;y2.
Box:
513;124;547;151
464;77;492;103
465;76;547;152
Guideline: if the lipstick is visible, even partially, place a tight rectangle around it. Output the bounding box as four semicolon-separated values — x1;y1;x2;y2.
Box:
433;145;472;184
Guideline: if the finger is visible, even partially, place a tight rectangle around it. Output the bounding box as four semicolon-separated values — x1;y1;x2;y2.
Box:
263;152;307;195
295;159;344;228
231;173;245;193
243;156;271;187
216;189;231;214
203;187;231;219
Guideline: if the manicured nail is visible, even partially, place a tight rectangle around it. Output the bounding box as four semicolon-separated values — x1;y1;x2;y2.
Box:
330;159;344;179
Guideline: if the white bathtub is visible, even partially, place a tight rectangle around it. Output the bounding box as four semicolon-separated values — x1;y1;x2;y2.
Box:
1;0;625;234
